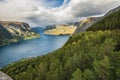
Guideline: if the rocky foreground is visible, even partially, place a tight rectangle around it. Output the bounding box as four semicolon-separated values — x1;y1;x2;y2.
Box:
0;71;13;80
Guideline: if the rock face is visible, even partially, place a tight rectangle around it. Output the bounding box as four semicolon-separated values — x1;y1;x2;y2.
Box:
44;17;101;35
44;24;76;35
43;17;101;35
0;71;13;80
74;6;120;34
73;17;102;34
0;21;40;46
43;6;120;35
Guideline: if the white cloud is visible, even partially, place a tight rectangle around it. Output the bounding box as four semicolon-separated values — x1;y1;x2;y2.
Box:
0;0;120;27
69;0;120;17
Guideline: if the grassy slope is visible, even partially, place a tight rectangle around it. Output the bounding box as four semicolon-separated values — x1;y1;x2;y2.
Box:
44;25;76;35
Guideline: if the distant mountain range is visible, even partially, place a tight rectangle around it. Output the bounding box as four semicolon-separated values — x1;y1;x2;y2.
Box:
44;24;76;35
43;16;101;35
44;6;120;35
87;6;120;31
0;21;40;46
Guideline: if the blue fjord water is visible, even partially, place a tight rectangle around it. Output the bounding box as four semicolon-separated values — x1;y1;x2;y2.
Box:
0;28;69;68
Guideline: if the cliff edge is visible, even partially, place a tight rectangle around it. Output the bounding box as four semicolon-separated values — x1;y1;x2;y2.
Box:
44;24;76;35
0;21;40;46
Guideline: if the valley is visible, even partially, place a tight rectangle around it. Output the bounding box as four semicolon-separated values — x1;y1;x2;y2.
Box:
1;5;120;80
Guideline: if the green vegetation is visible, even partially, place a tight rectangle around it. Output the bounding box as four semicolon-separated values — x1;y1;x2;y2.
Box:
1;30;120;80
87;9;120;31
0;22;40;47
44;25;76;35
1;7;120;80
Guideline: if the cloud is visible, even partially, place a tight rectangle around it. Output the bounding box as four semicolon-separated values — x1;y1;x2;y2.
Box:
0;0;4;1
0;0;6;3
69;0;120;17
0;0;120;27
0;0;38;21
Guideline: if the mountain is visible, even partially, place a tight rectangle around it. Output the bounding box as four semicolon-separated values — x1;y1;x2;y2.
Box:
87;6;120;31
73;17;101;34
44;24;76;35
43;6;120;35
1;6;120;80
75;6;120;34
43;17;101;35
2;31;120;80
43;19;95;35
0;21;40;46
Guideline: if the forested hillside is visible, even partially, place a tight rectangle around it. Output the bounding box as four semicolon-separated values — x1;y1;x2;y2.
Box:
1;6;120;80
2;30;120;80
87;9;120;31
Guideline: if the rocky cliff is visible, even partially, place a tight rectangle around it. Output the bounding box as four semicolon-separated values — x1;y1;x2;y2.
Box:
43;17;101;35
0;21;40;46
44;24;76;35
74;6;120;34
43;6;120;35
44;17;100;35
73;17;102;34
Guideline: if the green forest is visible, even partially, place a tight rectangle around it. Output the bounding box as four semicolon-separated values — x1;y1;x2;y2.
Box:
87;9;120;31
1;7;120;80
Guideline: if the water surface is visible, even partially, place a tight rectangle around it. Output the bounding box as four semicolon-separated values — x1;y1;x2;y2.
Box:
0;29;69;68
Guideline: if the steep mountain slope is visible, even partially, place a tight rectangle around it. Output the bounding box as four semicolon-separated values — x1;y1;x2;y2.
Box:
44;6;120;35
43;18;99;35
73;17;101;34
74;6;120;34
1;6;120;80
87;8;120;31
0;21;40;46
44;24;76;35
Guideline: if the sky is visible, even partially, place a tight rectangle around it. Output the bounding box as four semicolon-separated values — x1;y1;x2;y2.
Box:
0;0;120;27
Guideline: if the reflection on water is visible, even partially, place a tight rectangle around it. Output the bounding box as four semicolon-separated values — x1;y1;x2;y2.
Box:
0;32;69;68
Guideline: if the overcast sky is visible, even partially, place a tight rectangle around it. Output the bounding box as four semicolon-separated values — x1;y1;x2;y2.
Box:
0;0;120;27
